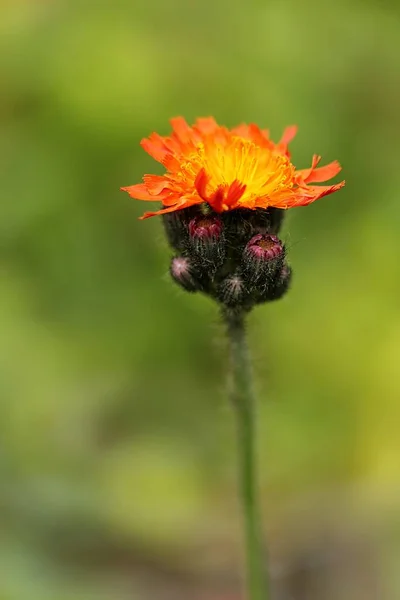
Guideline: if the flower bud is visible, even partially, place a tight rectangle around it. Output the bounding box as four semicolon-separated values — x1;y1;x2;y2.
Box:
242;233;285;290
246;233;282;260
187;215;225;272
170;256;202;292
217;273;247;307
257;264;292;303
188;215;223;240
163;206;200;252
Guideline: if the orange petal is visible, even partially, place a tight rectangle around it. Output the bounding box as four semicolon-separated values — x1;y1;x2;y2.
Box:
279;125;298;146
143;174;172;195
194;117;219;135
226;180;247;207
232;123;272;148
295;154;321;181
263;189;297;209
170;116;194;144
292;180;346;207
304;160;342;183
209;186;226;213
140;133;171;162
162;153;181;171
247;123;273;148
121;183;160;201
194;168;209;201
139;196;201;219
231;123;249;138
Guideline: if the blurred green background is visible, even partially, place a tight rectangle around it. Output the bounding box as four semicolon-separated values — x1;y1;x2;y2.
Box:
1;0;399;598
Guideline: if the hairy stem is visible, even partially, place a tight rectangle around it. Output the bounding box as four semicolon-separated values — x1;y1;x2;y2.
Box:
224;309;269;600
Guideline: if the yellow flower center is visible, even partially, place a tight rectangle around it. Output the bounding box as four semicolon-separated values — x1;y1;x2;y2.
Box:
179;137;295;207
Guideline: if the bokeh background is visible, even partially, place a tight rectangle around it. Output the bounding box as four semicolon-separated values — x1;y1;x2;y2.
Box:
1;0;400;598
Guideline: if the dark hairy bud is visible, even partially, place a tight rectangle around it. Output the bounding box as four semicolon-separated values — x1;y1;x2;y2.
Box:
256;264;292;303
242;234;285;290
163;206;200;252
187;215;226;272
217;273;247;308
170;256;202;292
165;207;291;309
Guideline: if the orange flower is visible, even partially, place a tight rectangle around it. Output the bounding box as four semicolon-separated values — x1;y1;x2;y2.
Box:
121;117;345;219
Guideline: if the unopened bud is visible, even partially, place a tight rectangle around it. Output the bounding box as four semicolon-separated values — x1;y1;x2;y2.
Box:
163;206;200;251
170;256;202;292
267;264;292;302
242;234;285;290
189;215;223;240
187;215;225;272
217;273;247;307
246;234;283;260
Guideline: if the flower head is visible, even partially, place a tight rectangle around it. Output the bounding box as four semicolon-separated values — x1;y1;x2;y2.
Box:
121;117;345;219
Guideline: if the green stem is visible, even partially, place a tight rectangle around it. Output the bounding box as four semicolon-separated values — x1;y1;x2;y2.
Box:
224;309;269;600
